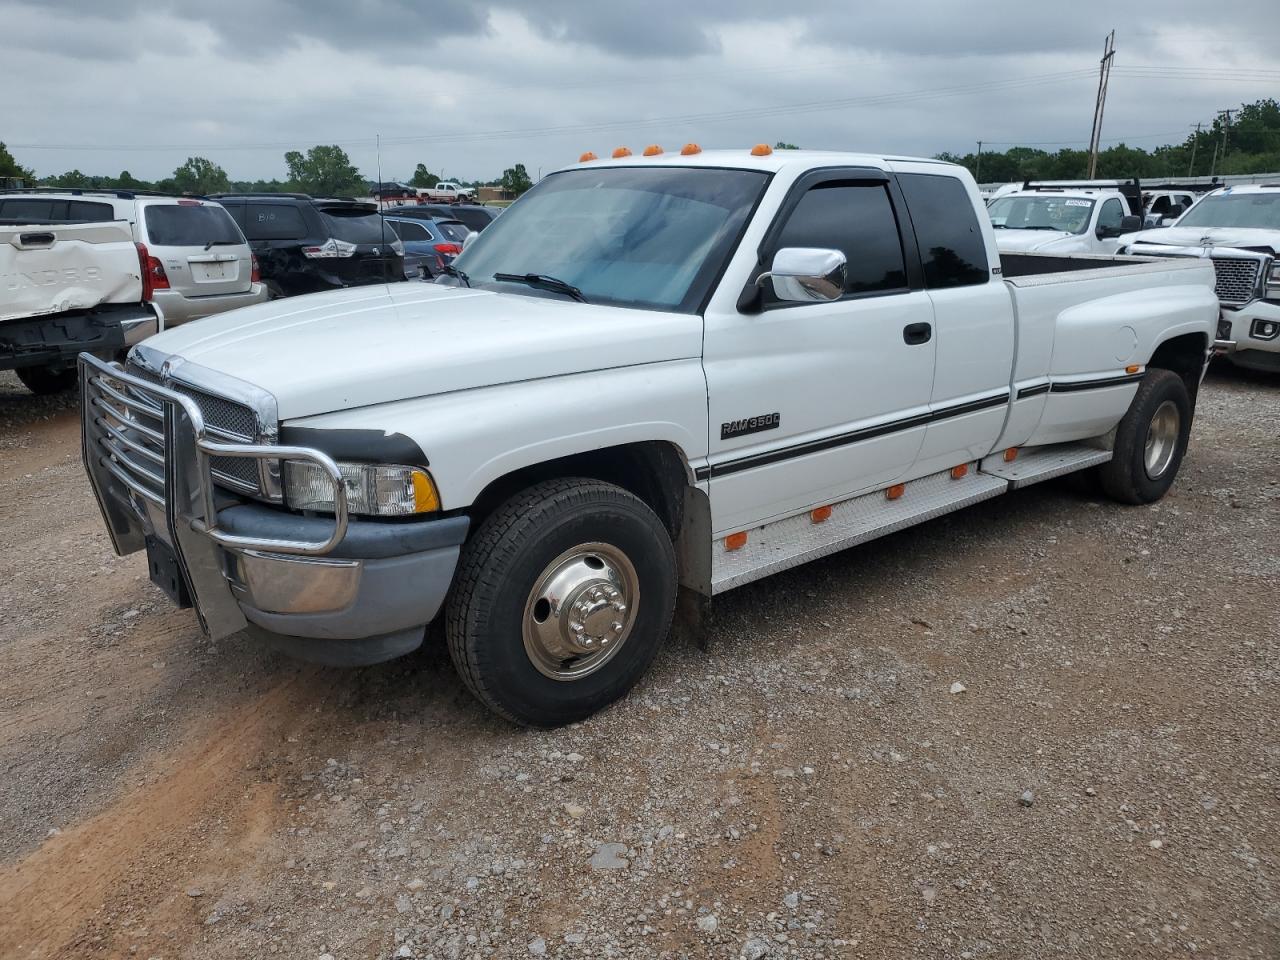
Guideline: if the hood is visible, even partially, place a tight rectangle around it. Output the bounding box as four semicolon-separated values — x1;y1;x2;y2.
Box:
144;282;702;420
1120;225;1280;255
992;229;1076;253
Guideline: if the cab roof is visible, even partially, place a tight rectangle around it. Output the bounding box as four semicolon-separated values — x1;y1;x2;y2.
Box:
559;148;959;176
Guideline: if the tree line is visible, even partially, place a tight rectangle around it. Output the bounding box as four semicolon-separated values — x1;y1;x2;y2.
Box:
0;143;535;198
938;97;1280;183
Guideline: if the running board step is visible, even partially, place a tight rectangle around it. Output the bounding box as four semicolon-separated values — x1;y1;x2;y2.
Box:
712;467;1006;593
980;443;1112;489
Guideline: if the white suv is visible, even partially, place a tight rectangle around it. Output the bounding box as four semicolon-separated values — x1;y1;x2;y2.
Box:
0;190;268;327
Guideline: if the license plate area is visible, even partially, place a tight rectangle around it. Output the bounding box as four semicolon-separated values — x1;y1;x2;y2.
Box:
146;535;192;608
192;261;229;281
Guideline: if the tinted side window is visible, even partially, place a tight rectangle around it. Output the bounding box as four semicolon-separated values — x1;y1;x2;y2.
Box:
0;198;63;221
67;200;115;222
398;221;431;242
1098;198;1125;230
768;182;907;304
243;203;308;240
897;173;989;288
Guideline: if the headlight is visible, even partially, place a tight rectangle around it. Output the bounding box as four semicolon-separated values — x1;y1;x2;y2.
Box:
283;460;440;516
1267;260;1280;298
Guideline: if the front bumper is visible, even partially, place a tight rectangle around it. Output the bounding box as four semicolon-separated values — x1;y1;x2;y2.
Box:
151;283;269;328
79;355;466;664
1217;300;1280;372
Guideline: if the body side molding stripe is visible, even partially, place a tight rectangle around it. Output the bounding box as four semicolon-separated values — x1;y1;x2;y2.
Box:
1048;372;1145;393
707;391;1009;479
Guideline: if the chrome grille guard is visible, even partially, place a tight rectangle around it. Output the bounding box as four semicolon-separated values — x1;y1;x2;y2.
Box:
79;353;348;639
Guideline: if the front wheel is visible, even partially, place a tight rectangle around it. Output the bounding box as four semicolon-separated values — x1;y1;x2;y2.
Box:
16;364;77;395
445;478;677;726
1098;368;1192;504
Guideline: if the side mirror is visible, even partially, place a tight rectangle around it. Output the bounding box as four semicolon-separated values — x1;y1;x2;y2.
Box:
760;247;846;302
1120;214;1143;231
462;230;479;251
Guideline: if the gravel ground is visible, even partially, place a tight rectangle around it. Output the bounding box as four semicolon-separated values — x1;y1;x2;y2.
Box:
0;364;1276;960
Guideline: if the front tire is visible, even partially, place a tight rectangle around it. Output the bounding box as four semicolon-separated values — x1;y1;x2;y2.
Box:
1098;368;1192;505
445;478;677;726
16;364;77;395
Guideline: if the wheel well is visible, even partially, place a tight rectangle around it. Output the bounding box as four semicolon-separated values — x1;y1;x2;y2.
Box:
1148;332;1207;405
466;441;692;540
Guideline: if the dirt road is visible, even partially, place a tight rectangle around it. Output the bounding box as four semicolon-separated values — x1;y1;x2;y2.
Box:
0;367;1276;960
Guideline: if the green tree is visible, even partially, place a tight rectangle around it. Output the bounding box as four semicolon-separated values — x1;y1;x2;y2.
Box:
409;163;440;188
0;141;35;183
500;162;532;196
171;156;231;195
284;145;364;197
43;169;93;188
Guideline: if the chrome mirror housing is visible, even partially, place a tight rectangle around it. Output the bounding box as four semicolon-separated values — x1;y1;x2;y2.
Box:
462;230;480;251
760;247;847;302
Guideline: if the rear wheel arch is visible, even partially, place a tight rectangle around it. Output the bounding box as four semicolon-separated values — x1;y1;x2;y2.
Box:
1147;331;1208;406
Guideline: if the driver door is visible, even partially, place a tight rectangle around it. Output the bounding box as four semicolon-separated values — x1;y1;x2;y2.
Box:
701;170;937;535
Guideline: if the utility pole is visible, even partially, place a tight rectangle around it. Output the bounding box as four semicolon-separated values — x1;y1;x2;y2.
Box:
1218;109;1234;165
1209;142;1220;178
1187;123;1201;177
975;141;983;182
1087;30;1116;179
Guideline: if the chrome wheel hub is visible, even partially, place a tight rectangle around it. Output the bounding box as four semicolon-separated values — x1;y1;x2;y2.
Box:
522;542;639;681
1144;399;1181;479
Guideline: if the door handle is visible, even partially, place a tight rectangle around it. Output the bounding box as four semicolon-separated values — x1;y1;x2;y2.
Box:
903;322;932;345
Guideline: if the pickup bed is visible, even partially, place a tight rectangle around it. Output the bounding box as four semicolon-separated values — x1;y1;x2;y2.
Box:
3;220;155;392
79;148;1218;725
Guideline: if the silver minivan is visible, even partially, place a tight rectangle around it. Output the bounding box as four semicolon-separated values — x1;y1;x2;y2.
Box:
134;198;268;325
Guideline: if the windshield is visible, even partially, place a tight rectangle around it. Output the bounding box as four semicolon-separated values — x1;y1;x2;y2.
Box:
321;209;399;245
1176;192;1280;230
987;196;1094;234
452;166;769;312
144;203;243;246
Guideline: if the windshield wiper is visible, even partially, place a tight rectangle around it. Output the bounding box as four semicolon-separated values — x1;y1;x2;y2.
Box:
493;272;587;303
443;263;471;287
204;239;240;250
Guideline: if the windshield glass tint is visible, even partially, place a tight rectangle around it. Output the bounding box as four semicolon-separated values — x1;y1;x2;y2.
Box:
987;196;1094;234
1177;193;1280;230
144;204;243;246
321;210;398;244
453;166;769;312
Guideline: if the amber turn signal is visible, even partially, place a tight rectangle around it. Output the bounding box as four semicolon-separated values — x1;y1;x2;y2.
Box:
725;531;748;551
810;505;833;523
1125;364;1141;374
886;483;905;501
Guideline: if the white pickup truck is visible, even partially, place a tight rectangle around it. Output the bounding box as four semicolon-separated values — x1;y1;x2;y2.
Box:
988;187;1143;256
1119;183;1280;373
2;220;156;392
421;181;475;203
80;148;1218;726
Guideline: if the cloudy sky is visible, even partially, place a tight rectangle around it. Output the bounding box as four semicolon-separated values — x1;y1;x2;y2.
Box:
3;0;1277;184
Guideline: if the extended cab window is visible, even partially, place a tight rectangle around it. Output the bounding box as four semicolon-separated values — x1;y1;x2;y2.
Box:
766;182;907;304
897;173;989;288
243;203;308;240
0;198;61;222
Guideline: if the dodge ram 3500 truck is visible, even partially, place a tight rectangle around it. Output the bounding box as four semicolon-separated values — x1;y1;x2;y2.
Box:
80;148;1218;726
1119;183;1280;373
3;220;156;392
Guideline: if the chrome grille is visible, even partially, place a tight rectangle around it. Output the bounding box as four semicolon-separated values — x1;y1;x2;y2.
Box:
124;362;267;495
1210;257;1262;305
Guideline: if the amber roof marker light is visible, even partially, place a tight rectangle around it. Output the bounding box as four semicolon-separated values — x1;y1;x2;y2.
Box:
751;143;773;156
680;143;702;155
612;146;633;158
642;144;663;156
579;151;597;163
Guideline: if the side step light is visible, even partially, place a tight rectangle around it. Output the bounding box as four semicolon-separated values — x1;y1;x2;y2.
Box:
810;505;833;524
951;464;969;479
724;531;748;551
1004;447;1019;462
886;483;905;501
